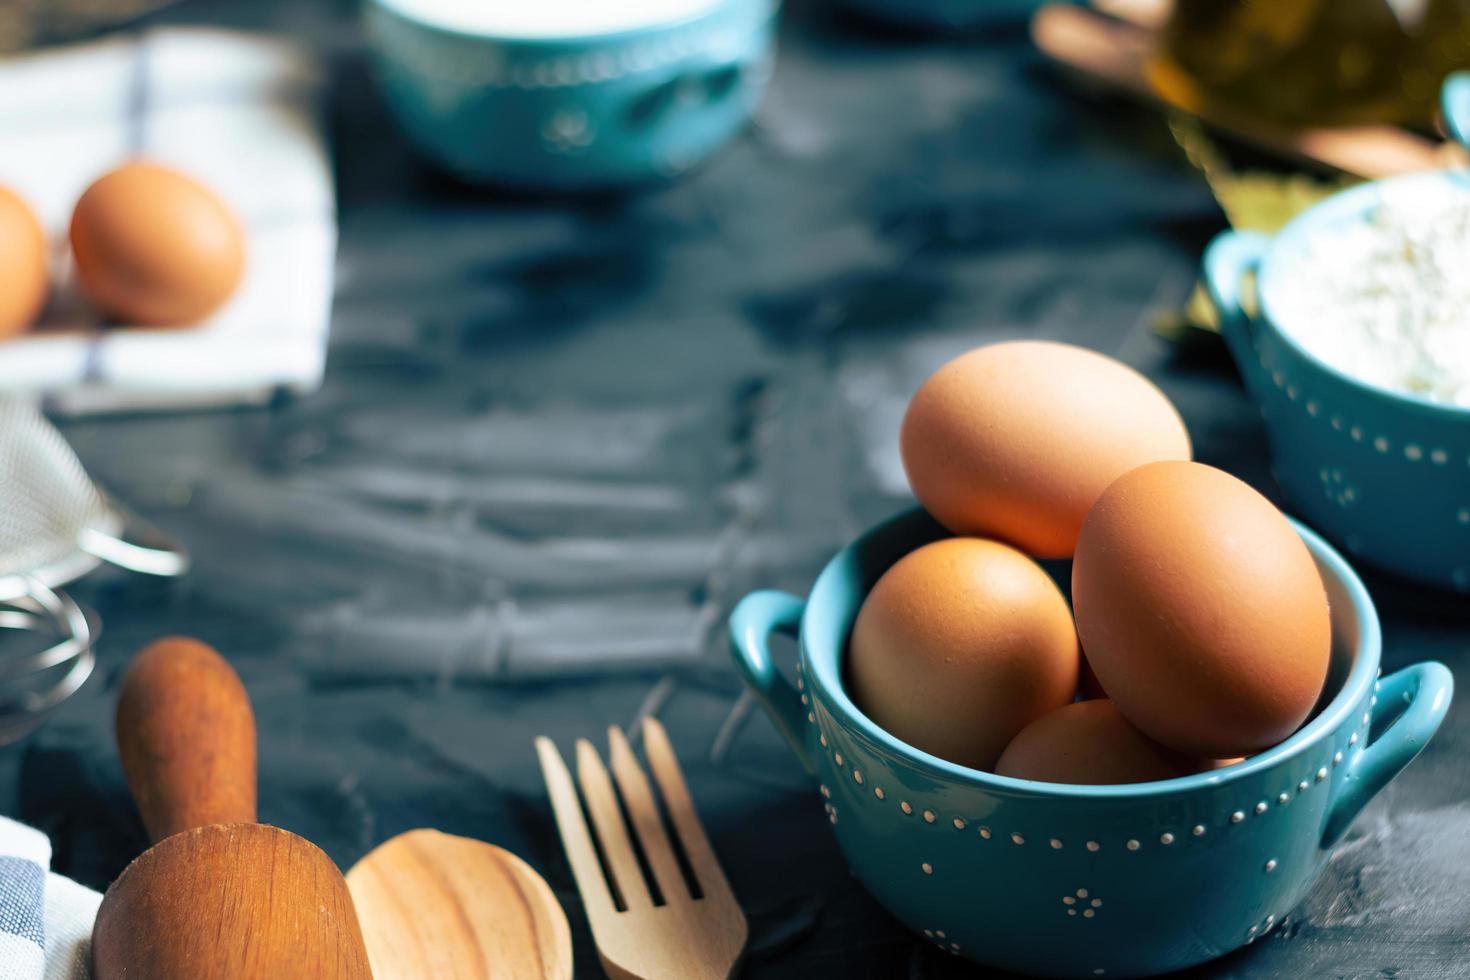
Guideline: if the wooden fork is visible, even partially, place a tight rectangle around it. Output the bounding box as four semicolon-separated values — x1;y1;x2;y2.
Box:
535;718;748;980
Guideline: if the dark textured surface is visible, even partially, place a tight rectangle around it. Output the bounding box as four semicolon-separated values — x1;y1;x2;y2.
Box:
7;1;1470;977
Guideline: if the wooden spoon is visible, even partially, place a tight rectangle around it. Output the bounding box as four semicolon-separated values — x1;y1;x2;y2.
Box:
91;637;373;980
346;828;574;980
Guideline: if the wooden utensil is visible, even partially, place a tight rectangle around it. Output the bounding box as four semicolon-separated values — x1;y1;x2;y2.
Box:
1031;1;1468;179
91;637;373;980
536;717;747;980
346;828;574;979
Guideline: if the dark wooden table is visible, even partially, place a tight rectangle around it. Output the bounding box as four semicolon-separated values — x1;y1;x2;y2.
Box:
7;1;1468;976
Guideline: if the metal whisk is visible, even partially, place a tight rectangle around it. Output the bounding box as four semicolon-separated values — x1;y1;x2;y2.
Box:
0;396;189;742
0;584;94;744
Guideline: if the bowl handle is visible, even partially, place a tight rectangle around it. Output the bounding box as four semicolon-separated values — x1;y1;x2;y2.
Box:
1322;661;1454;847
624;47;759;131
1444;72;1470;151
728;590;816;775
1202;230;1271;403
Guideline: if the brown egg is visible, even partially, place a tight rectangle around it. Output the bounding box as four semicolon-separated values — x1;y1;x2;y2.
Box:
848;537;1079;771
995;699;1203;785
70;161;244;326
1073;461;1332;758
0;186;48;338
900;341;1191;558
1077;652;1107;701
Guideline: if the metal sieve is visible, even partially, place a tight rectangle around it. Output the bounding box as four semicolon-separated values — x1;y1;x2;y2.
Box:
0;397;188;591
0;396;189;741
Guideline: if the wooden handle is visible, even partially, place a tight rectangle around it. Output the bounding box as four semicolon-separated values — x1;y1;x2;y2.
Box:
116;637;257;842
99;638;373;980
94;824;374;980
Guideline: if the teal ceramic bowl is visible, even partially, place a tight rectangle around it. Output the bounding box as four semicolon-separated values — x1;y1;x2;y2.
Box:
835;0;1046;31
365;0;776;189
1446;72;1470;148
730;508;1451;979
1203;77;1470;591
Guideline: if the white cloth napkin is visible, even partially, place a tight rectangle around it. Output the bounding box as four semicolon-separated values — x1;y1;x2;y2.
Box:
0;27;336;416
0;817;100;980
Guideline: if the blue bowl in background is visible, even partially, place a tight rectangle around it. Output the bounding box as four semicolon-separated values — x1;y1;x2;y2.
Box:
730;508;1450;978
365;0;777;190
834;0;1047;31
1446;71;1470;147
1203;77;1470;592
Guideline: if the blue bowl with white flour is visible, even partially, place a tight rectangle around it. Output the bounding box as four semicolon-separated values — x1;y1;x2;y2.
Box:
365;0;776;189
1203;79;1470;591
731;508;1451;978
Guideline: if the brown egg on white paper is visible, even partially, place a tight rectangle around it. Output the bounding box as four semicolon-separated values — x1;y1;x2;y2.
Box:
900;341;1192;558
848;537;1079;771
0;186;48;338
71;161;244;327
1072;461;1332;759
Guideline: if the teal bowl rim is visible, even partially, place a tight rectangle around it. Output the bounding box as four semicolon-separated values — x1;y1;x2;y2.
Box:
803;508;1381;800
368;0;775;47
1253;169;1470;422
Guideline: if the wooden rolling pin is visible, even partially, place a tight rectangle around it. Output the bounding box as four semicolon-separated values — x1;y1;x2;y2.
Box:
92;637;373;980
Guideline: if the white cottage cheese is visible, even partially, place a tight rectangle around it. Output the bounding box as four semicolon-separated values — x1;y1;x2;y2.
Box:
1269;181;1470;408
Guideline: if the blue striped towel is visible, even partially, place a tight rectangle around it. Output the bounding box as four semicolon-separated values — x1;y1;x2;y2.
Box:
0;817;99;980
0;27;335;417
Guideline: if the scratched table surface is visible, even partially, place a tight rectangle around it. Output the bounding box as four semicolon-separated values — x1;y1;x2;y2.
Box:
4;1;1468;977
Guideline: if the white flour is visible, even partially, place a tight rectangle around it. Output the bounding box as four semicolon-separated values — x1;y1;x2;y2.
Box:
378;0;723;38
1268;180;1470;408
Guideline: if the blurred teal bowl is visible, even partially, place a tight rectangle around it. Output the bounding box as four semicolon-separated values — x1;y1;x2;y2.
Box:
835;0;1047;30
365;0;776;190
1446;71;1470;148
731;508;1450;978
